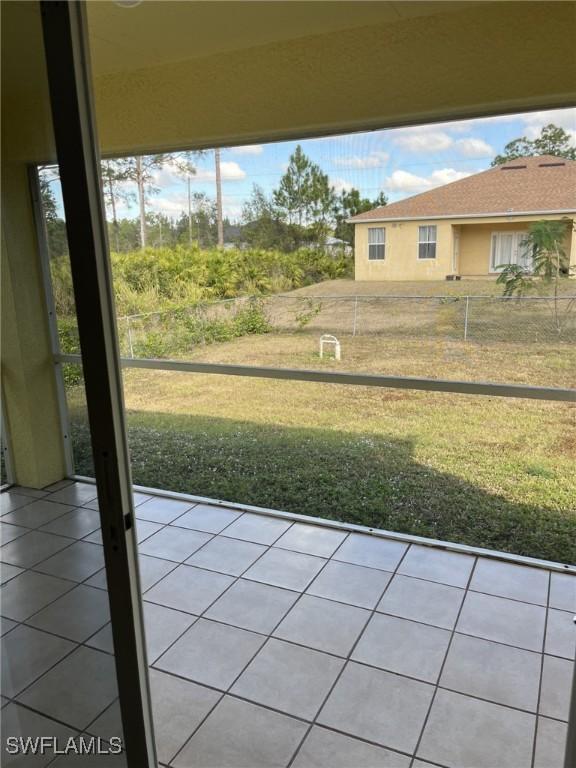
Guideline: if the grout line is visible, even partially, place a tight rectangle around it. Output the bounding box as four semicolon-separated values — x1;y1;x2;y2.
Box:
286;540;413;768
531;570;552;768
408;555;479;767
3;485;574;765
164;525;340;766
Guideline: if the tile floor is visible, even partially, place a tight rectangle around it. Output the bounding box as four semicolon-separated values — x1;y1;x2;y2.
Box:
1;482;574;768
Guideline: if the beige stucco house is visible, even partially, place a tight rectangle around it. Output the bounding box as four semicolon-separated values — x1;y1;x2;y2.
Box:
350;155;576;281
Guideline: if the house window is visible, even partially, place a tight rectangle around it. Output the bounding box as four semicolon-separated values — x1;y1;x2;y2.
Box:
368;227;385;260
418;225;437;259
490;231;531;272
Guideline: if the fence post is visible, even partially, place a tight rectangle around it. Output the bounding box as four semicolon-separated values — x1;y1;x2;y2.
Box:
352;296;359;336
463;296;470;341
127;317;134;358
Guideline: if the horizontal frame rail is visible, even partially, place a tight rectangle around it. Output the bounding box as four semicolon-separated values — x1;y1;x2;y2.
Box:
57;353;575;402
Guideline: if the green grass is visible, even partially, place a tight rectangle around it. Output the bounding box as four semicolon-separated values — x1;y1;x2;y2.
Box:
64;277;575;565
68;372;576;564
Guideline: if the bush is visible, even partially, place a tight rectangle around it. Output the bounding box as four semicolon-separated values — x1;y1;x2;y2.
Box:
58;318;83;387
50;246;352;319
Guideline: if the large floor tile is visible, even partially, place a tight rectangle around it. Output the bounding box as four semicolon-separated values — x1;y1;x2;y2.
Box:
2;500;74;530
49;751;127;767
232;638;343;719
154;618;264;690
397;545;474;588
545;608;576;659
1;703;76;768
135;497;194;524
534;717;568;768
85;623;114;654
145;565;234;614
352;613;450;683
39;507;100;539
243;548;326;591
223;513;291;545
1;616;17;636
457;591;545;651
0;522;29;544
0;562;24;586
333;534;406;572
440;633;541;711
137;554;179;591
539;655;572;721
26;584;110;643
275;523;347;558
274;594;370;657
1;569;75;621
417;689;535;768
1;624;75;697
1;530;72;568
138;526;212;562
17;646;118;730
1;491;35;515
172;696;307;768
174;504;241;534
306;560;392;609
35;541;104;582
292;726;411;768
134;519;163;543
205;579;298;634
318;661;433;754
186;535;266;576
149;669;220;765
48;483;98;506
377;574;464;629
470;558;549;605
549;572;576;612
143;601;196;663
7;486;49;499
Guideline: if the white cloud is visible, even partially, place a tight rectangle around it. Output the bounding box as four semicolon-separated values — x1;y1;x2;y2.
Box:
384;168;471;195
521;109;576;141
191;161;246;182
228;144;264;156
393;130;453;153
330;177;354;193
148;194;188;215
455;138;494;158
333;151;389;169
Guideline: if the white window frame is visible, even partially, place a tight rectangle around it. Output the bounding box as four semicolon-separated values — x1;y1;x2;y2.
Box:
418;225;437;260
489;231;531;273
368;227;385;260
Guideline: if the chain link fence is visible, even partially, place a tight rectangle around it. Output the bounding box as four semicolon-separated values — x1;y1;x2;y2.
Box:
116;294;576;358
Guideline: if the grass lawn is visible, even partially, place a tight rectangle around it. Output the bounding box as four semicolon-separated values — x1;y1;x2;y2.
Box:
66;278;575;565
68;362;575;564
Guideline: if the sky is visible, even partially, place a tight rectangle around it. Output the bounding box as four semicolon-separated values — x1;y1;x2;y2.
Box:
74;107;576;223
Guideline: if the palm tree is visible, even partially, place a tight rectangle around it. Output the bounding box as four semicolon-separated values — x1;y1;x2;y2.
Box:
497;219;574;333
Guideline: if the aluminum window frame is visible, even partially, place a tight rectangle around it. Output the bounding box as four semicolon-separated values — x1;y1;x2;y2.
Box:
418;224;438;260
368;226;386;260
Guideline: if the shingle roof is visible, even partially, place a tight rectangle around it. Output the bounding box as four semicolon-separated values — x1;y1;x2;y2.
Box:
350;155;576;222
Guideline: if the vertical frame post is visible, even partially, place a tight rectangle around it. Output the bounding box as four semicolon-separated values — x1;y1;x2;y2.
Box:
0;394;15;486
29;166;75;477
40;2;156;765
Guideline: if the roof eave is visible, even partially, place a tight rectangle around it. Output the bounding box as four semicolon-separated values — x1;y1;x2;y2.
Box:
348;209;576;224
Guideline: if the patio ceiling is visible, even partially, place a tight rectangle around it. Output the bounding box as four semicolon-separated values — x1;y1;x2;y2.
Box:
1;481;574;767
3;2;575;162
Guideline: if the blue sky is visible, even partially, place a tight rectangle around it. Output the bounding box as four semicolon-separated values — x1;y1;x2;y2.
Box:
98;107;575;222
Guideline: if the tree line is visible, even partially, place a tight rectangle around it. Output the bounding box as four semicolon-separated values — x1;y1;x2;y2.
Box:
40;122;575;258
40;143;387;258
